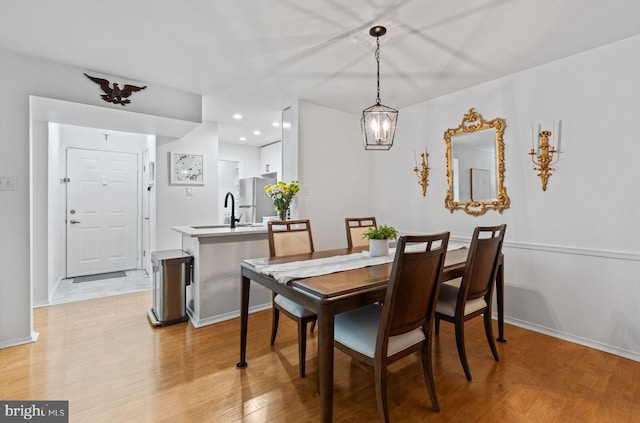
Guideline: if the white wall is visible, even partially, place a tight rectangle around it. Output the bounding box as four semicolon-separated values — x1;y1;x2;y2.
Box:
292;36;640;361
218;160;239;224
282;105;298;183
368;35;640;360
297;101;374;250
156;122;219;250
47;124;65;304
0;47;201;348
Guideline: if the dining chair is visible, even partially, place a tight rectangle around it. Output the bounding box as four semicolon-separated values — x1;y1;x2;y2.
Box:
345;216;377;249
434;224;506;381
334;232;450;421
267;219;317;378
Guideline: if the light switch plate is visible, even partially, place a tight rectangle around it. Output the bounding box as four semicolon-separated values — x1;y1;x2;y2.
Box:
186;187;193;196
0;176;16;191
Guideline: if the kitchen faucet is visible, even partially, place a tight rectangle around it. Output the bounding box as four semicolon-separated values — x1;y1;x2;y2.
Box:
224;192;239;228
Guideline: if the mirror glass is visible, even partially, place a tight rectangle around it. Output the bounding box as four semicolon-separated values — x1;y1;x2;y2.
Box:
445;108;509;215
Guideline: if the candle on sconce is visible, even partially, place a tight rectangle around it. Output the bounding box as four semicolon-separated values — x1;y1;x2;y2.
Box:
530;124;535;153
413;148;418;168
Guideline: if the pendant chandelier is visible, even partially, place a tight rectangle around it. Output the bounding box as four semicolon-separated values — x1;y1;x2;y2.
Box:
361;26;398;151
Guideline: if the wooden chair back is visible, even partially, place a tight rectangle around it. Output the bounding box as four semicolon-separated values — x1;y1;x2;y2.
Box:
268;219;314;258
459;225;506;305
345;217;377;249
379;233;449;343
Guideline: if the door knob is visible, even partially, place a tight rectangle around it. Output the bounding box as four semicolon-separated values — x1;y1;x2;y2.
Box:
70;220;81;224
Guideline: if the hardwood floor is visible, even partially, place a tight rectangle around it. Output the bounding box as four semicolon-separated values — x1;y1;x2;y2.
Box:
1;291;638;422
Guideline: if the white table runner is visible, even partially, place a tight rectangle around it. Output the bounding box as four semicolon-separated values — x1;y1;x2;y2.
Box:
245;242;466;284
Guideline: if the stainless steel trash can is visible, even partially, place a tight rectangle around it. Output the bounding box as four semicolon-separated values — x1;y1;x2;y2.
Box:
150;250;193;326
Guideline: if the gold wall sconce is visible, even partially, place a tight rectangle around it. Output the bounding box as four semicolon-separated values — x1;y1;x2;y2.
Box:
413;149;429;196
529;128;558;191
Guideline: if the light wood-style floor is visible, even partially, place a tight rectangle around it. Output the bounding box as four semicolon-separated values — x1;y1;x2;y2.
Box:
1;291;638;422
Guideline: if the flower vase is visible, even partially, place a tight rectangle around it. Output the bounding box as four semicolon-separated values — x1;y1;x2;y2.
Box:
278;208;288;221
369;239;389;257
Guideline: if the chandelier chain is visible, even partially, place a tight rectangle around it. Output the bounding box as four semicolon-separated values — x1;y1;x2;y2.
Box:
375;36;381;105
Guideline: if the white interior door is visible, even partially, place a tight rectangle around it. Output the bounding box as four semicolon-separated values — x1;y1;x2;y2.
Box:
66;148;139;277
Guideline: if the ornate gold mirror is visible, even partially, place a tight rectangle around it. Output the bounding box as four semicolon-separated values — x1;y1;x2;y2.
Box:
444;108;509;215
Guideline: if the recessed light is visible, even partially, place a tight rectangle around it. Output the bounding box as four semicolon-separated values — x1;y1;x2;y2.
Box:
272;122;280;127
233;114;242;120
239;136;246;141
253;130;261;135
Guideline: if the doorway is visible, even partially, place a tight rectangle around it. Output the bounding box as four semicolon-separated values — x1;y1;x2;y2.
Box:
48;124;155;304
30;96;200;312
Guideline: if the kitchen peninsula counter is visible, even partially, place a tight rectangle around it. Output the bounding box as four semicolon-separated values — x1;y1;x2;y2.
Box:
172;224;271;327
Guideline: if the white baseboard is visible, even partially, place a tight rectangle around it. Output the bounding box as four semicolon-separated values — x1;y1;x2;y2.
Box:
0;331;39;349
33;276;65;308
187;303;272;328
497;314;640;363
33;300;50;308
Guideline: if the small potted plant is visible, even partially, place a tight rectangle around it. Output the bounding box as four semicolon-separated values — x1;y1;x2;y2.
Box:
362;224;398;257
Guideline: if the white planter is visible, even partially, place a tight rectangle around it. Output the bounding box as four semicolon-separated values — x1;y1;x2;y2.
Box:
369;239;390;257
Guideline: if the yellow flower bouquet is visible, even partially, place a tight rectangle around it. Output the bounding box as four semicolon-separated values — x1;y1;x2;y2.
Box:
264;180;300;221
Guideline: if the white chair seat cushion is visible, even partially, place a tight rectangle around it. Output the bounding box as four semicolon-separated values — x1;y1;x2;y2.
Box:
274;294;316;318
334;304;425;358
436;278;487;317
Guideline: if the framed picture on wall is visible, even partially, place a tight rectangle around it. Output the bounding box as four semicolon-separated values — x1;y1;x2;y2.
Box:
170;152;204;185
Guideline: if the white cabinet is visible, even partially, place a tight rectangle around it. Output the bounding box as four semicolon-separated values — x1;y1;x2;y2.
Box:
259;141;282;178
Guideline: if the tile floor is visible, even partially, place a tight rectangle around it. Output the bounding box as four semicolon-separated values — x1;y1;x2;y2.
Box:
50;269;152;305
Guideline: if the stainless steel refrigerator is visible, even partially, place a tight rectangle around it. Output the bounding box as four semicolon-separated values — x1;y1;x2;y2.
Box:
238;176;277;223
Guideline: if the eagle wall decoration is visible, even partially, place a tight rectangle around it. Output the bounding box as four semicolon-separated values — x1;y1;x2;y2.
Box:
84;73;147;106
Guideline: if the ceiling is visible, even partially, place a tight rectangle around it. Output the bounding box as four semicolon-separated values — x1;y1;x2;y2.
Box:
2;0;640;147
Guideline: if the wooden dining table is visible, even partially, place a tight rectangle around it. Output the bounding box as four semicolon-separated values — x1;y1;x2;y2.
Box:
237;246;506;423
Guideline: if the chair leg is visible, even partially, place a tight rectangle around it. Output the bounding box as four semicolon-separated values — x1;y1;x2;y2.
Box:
374;363;390;423
483;312;500;361
455;320;472;381
310;320;316;332
421;340;440;412
434;317;440;335
298;321;307;378
270;306;280;345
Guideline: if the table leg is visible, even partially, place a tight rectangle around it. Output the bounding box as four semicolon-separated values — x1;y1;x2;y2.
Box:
496;261;507;343
236;274;250;368
318;303;335;423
